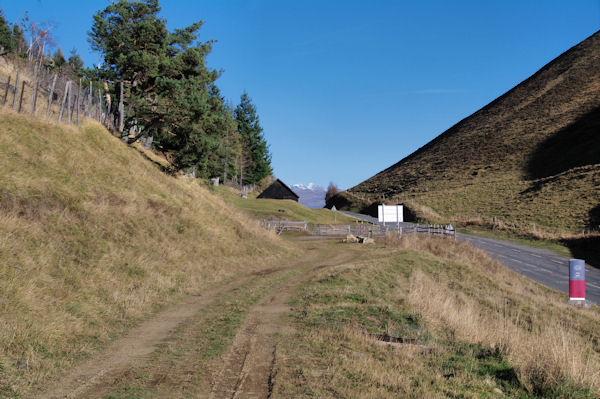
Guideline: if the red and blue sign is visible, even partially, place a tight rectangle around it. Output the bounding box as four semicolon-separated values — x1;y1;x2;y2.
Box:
569;259;586;300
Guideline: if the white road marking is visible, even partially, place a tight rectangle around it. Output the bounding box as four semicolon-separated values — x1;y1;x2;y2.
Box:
551;260;563;265
588;283;600;290
530;254;542;258
504;256;541;270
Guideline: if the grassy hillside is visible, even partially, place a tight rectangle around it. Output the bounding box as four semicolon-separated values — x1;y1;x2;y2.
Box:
214;185;356;226
0;108;291;396
332;31;600;235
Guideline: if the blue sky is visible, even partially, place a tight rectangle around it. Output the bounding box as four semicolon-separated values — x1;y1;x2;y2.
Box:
2;0;599;189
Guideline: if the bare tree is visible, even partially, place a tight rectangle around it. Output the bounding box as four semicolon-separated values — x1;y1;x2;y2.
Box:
325;182;339;202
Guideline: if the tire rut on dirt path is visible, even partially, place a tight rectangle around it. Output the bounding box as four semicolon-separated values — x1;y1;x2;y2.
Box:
209;249;358;399
37;259;307;399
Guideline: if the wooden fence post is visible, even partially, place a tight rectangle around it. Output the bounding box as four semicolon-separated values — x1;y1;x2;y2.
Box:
17;80;26;113
67;80;73;124
30;65;38;115
58;81;70;122
46;74;57;119
104;92;111;126
12;69;19;109
97;88;102;121
87;81;92;118
118;80;125;140
76;79;81;125
2;75;10;106
71;85;77;125
32;79;39;115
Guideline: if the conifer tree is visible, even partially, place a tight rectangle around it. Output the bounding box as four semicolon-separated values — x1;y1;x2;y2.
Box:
89;1;267;181
67;48;84;76
234;92;272;185
0;10;12;55
52;48;66;71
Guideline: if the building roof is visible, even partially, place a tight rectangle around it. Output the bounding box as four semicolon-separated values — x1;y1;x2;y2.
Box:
257;179;299;200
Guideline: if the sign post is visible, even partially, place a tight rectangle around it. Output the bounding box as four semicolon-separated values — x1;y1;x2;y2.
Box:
569;259;586;302
378;204;403;225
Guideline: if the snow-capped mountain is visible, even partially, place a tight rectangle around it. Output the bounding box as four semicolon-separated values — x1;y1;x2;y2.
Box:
291;183;326;209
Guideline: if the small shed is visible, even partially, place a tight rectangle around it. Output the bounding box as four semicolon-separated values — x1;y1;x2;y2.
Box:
257;179;299;202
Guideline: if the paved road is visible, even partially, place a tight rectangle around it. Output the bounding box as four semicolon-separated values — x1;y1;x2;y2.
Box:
341;211;600;304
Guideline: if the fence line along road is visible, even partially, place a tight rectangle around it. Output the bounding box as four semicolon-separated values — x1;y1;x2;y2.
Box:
341;210;599;304
312;222;456;238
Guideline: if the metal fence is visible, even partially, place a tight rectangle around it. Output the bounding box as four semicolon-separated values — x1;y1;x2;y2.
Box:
312;222;456;238
261;220;308;235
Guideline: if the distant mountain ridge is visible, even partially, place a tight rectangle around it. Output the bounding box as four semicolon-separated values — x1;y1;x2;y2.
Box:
330;30;600;234
292;183;326;209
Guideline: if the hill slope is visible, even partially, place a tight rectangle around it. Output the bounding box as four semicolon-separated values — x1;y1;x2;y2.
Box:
0;109;289;395
333;31;600;233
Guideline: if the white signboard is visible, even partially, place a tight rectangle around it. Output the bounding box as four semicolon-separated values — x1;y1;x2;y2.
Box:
378;204;403;223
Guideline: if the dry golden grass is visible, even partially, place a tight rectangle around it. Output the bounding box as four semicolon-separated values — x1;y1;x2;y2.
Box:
408;271;599;391
393;235;600;392
0;108;293;396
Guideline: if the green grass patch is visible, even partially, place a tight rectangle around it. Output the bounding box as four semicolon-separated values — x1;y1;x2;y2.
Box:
213;185;356;226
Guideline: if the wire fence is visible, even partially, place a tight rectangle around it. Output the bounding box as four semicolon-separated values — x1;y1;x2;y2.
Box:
0;57;119;132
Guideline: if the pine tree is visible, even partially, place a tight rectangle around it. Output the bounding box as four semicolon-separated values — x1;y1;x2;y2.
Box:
52;48;66;71
89;1;266;181
89;0;169;140
67;48;84;76
0;10;12;55
234;92;272;185
11;23;27;56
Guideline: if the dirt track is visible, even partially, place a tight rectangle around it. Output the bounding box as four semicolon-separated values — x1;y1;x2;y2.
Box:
208;247;355;398
39;236;357;398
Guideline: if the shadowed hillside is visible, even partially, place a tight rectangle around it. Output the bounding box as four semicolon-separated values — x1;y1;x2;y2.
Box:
332;30;600;234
